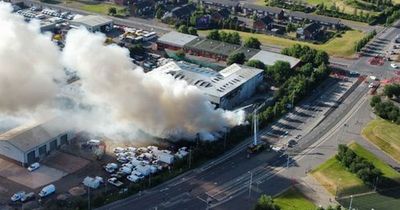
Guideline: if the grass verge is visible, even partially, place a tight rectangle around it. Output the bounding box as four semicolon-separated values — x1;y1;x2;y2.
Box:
362;119;400;163
274;187;317;210
80;3;126;16
198;29;365;58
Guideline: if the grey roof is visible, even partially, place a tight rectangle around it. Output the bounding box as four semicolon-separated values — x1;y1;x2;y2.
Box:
184;38;259;59
250;50;300;68
71;15;113;28
152;61;263;104
0;117;69;152
201;0;239;7
241;3;283;14
287;11;341;25
157;31;198;48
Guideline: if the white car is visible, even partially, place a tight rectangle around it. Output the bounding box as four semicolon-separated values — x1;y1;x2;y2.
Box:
11;191;25;202
391;63;398;69
28;162;40;172
271;146;284;152
127;175;140;182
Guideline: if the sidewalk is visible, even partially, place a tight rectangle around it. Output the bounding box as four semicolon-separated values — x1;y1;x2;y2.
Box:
295;175;338;208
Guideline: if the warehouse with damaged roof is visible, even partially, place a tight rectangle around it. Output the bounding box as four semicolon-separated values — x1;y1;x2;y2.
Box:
0;117;75;166
151;61;264;109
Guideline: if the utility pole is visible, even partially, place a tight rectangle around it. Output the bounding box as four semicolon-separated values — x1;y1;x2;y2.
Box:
248;171;253;198
224;132;227;150
87;186;91;210
188;148;192;169
374;176;379;191
349;195;353;210
286;153;290;168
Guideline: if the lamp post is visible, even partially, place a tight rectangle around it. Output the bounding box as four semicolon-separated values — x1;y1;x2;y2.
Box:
349;195;353;210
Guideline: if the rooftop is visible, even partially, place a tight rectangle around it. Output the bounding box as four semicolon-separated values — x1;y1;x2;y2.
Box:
71;15;113;27
250;50;301;68
241;3;284;14
151;61;263;104
201;0;240;7
157;31;198;48
286;10;341;25
0;117;70;152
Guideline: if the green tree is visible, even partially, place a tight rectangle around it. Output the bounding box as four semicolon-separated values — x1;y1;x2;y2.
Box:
370;95;382;107
129;44;145;57
245;60;266;69
244;37;261;49
227;52;246;65
254;194;280;210
384;84;400;98
229;32;241;45
108;7;117;16
314;51;330;66
155;8;164;19
266;61;292;85
178;25;189;34
188;27;198;36
207;30;221;41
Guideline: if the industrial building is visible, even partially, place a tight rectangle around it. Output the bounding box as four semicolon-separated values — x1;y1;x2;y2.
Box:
70;15;113;32
156;31;300;68
152;61;264;109
0;118;75;167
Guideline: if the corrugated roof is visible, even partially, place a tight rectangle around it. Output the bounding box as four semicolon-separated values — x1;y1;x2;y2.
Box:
71;15;113;28
157;31;198;48
250;50;300;68
0;117;69;152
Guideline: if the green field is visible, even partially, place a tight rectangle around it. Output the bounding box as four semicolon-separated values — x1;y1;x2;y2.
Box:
198;29;365;58
80;3;126;16
349;142;400;182
338;188;400;210
362;119;400;162
274;187;317;210
311;157;369;196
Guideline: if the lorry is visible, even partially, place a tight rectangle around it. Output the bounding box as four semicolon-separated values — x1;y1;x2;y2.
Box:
39;184;55;197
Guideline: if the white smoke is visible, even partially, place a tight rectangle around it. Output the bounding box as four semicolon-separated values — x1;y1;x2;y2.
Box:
0;2;64;115
0;2;244;141
62;28;244;140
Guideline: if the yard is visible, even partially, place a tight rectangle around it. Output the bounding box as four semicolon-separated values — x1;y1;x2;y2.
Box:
362;119;400;162
198;29;365;58
274;187;317;210
80;3;126;16
311;157;370;196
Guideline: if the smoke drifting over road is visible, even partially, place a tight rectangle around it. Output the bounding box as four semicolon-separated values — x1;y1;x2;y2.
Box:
0;3;64;115
0;2;244;141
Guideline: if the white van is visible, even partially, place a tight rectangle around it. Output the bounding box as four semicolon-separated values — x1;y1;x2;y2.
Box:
39;184;55;197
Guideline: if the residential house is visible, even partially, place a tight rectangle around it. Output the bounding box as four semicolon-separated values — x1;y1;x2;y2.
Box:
162;3;196;23
241;3;284;21
296;22;324;40
132;0;155;16
287;11;342;29
252;16;273;32
200;0;239;13
210;8;230;23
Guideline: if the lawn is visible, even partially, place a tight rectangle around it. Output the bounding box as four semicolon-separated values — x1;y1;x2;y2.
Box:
362;119;400;162
305;0;378;15
311;157;370;196
80;3;126;16
199;29;365;58
348;142;400;182
274;187;317;210
338;188;400;210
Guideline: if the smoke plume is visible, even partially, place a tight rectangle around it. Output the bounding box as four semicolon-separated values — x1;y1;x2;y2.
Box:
62;29;244;140
0;3;64;114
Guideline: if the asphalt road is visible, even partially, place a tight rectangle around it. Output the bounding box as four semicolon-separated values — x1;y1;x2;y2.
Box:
97;75;368;210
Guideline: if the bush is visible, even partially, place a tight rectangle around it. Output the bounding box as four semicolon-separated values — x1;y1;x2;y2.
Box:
354;30;377;52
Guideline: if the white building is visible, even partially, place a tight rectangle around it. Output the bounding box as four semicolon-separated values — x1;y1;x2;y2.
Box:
70;15;113;32
152;61;264;109
0;117;75;166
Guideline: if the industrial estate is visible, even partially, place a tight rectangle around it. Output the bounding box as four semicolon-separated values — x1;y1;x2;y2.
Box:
1;0;400;210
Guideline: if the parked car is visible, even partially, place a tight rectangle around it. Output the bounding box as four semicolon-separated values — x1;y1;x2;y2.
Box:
39;184;55;197
11;191;25;202
391;63;398;69
87;139;101;146
104;163;118;173
21;192;35;202
28;162;40;172
107;178;123;187
127;175;140;182
288;140;297;148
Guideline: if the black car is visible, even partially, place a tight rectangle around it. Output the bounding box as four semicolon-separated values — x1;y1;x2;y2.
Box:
288;140;297;148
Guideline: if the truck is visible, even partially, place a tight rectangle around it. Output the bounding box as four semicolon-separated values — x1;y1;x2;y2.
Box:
155;151;175;164
39;184;55;197
83;176;103;189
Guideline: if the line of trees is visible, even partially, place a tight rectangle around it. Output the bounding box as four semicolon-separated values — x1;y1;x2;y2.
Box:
370;96;400;124
207;30;241;45
383;83;400;99
281;44;330;68
336;144;382;187
354;30;377;52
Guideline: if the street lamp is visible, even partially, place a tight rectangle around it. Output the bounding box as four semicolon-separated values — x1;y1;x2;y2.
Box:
349;195;353;210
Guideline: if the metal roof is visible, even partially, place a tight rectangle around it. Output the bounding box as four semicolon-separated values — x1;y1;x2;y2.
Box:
71;15;113;28
151;61;263;104
0;117;69;152
250;50;301;68
157;31;198;48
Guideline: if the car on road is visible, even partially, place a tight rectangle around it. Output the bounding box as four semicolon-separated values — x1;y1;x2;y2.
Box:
271;146;284;152
288;140;297;148
28;162;40;172
11;192;25;202
21;192;35;203
391;63;398;69
108;178;123;187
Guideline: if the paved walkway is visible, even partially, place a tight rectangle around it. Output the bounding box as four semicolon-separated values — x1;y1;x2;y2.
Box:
296;175;338;208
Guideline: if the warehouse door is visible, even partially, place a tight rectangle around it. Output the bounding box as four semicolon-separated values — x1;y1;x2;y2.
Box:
39;145;47;157
27;151;36;165
49;140;57;151
60;134;68;145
